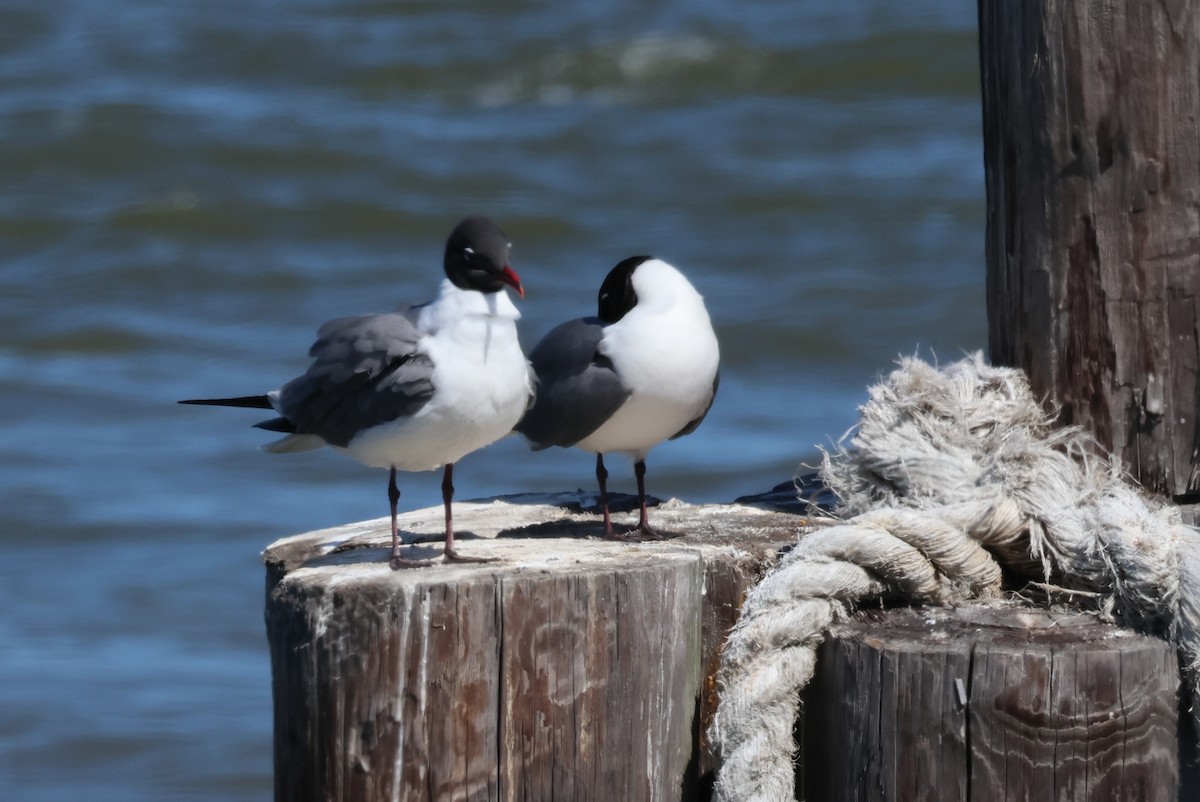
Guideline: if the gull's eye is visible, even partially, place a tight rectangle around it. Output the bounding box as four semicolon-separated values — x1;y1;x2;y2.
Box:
463;246;475;261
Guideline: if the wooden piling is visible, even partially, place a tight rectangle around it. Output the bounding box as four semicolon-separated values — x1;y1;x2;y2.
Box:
262;493;801;801
970;2;1197;794
978;0;1200;499
800;607;1180;802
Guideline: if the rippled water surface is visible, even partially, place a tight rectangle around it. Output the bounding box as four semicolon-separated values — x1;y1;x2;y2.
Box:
0;1;984;798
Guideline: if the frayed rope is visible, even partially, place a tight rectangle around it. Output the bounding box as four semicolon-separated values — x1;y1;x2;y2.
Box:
709;352;1200;802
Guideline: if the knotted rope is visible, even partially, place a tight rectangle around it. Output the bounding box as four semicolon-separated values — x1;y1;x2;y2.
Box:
709;353;1200;802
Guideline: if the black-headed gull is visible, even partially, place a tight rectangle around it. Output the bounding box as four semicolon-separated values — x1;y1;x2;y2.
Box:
516;255;719;537
182;216;533;567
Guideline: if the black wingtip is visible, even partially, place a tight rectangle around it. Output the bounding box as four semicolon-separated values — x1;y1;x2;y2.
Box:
253;417;296;433
178;394;273;409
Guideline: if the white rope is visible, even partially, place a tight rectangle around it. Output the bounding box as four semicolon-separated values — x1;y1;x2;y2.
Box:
709;352;1200;802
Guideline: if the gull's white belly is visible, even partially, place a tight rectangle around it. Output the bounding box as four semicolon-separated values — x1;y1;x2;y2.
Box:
342;399;523;471
573;394;699;458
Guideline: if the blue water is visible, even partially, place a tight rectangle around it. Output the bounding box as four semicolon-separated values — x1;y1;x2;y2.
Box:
0;1;983;798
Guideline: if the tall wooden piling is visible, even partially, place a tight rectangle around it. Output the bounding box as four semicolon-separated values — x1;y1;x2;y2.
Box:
263;495;800;801
978;0;1200;499
964;1;1198;794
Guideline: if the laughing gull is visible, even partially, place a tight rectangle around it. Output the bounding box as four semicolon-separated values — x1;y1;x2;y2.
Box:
181;216;533;567
516;256;719;538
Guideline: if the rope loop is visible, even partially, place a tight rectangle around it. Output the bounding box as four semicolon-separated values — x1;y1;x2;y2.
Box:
710;353;1200;802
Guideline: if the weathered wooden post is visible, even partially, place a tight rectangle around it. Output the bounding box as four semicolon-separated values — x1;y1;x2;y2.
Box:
978;0;1200;500
787;2;1197;798
801;608;1180;801
263;495;800;801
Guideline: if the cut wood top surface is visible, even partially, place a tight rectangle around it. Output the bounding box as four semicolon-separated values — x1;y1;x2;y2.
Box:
835;605;1167;648
263;491;810;584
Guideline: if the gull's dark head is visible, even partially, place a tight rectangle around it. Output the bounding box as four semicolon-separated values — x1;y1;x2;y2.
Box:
597;255;651;323
444;216;523;297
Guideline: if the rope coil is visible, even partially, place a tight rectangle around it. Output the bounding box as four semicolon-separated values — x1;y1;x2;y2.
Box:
709;353;1200;802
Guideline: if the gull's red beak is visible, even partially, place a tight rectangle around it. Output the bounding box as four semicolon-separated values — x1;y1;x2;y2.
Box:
501;266;524;298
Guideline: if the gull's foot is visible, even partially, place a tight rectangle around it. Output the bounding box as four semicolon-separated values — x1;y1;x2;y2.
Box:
603;525;632;542
444;549;500;564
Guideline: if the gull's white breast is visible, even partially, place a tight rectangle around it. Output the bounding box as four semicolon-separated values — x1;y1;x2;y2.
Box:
343;282;532;470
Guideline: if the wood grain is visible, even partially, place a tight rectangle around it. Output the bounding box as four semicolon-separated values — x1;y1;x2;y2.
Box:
802;607;1179;802
978;0;1200;498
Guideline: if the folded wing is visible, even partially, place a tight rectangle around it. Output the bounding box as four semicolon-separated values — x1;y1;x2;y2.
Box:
268;311;436;448
516;317;630;449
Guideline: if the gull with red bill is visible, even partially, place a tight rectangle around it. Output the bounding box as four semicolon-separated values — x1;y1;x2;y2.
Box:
181;216;533;567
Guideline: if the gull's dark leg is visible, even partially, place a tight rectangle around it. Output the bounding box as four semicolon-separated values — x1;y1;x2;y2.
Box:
634;458;667;539
596;453;618;539
388;467;422;569
442;462;454;546
442;462;496;563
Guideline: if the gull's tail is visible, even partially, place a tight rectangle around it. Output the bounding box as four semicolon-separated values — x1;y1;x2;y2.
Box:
178;395;272;409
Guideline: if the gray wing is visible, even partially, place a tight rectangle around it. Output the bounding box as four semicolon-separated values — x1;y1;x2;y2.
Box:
670;371;719;439
271;311;435;448
515;317;630;449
